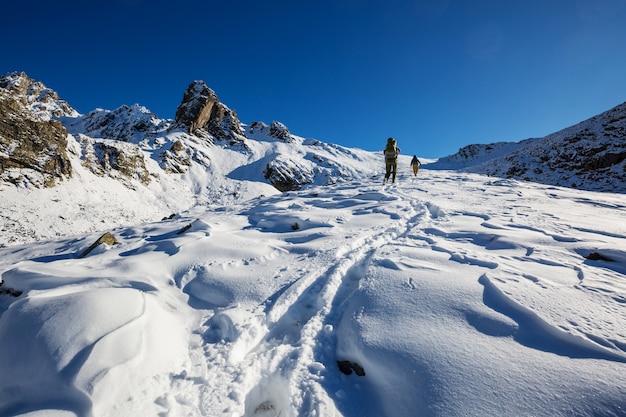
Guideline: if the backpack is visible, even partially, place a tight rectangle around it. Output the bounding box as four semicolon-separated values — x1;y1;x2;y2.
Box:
384;139;398;161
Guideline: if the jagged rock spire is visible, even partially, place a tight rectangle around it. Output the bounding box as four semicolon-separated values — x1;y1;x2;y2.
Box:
174;81;244;144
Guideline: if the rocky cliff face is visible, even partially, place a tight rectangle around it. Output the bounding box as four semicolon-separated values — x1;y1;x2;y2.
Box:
0;73;160;189
77;135;152;185
0;87;72;187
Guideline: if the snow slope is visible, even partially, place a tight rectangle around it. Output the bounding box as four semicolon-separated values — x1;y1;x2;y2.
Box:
427;101;626;193
1;72;384;248
1;167;625;417
0;114;382;248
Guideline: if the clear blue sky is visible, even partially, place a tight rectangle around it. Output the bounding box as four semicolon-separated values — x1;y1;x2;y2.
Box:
4;0;626;157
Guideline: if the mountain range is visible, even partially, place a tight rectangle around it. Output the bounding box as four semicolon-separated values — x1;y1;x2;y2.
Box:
1;71;624;247
1;72;626;417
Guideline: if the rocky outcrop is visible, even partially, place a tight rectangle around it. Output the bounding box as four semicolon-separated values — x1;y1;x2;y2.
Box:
269;121;293;142
160;139;192;173
263;156;314;191
79;135;151;185
174;81;245;145
248;121;294;143
0;88;72;187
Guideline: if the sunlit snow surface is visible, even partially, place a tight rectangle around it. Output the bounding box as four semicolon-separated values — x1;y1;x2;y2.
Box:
1;169;626;417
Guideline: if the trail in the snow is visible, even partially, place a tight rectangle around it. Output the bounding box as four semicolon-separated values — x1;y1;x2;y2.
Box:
242;190;414;416
161;172;626;416
180;183;421;416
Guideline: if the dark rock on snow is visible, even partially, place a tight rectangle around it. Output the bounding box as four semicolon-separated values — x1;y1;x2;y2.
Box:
78;232;118;258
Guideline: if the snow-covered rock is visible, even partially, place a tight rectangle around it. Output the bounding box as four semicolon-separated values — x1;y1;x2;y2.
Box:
68;104;168;144
0;71;79;120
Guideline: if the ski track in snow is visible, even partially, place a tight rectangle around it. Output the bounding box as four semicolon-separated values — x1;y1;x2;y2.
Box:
177;175;625;415
2;170;626;416
183;187;410;416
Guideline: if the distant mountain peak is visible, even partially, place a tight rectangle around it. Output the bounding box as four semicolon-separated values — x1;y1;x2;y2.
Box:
248;121;295;143
67;103;169;144
429;101;626;192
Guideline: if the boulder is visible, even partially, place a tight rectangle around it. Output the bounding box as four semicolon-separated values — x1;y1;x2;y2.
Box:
263;156;314;191
78;232;118;258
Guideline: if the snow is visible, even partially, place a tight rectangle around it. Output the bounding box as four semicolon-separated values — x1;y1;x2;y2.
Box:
1;167;626;417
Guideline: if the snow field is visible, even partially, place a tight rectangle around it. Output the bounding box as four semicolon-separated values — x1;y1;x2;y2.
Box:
1;169;626;416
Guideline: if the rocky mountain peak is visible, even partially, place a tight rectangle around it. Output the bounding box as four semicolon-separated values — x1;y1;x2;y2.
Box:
69;104;168;144
174;80;245;145
0;71;79;120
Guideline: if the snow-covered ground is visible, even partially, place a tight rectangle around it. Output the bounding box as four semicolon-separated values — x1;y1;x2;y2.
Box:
1;167;626;417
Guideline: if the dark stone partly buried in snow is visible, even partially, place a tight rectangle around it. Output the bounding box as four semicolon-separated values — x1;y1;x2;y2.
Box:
585;252;614;262
0;281;22;297
176;223;192;235
78;232;118;258
337;360;366;376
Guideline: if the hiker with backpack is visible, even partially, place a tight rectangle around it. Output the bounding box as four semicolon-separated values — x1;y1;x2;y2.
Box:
383;137;400;184
411;155;421;176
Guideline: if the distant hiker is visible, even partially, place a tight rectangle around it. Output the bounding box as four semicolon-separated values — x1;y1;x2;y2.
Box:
410;155;421;176
383;137;400;184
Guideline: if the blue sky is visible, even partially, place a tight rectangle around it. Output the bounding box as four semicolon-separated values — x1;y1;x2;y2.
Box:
4;0;626;157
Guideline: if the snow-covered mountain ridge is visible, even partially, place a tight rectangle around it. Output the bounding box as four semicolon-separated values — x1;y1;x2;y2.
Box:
0;72;381;247
2;71;625;247
2;72;626;417
428;101;626;192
